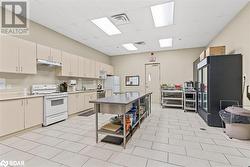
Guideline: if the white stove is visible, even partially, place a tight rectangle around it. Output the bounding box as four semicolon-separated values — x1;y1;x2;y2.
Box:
32;84;68;126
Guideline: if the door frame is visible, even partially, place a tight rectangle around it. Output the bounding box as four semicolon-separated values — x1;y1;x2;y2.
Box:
144;63;161;94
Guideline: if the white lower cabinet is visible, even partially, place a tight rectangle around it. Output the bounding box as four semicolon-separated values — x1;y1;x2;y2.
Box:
68;92;97;115
24;97;43;129
0;96;43;137
0;99;24;137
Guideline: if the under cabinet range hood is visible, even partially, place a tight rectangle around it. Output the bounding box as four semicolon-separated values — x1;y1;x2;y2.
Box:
37;59;62;67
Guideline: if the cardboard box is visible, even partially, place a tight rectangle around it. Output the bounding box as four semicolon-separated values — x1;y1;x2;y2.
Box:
206;46;226;56
199;51;206;61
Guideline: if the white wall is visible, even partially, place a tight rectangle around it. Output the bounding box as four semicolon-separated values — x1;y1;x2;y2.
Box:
208;2;250;105
111;48;204;93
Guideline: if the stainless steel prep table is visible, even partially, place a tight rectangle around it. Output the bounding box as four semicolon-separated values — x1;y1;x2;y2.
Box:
90;92;152;148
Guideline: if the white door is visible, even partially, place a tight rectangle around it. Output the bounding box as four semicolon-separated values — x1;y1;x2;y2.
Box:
145;63;161;103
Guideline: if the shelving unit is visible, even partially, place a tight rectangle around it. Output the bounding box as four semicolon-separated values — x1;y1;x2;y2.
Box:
161;89;183;108
184;91;197;112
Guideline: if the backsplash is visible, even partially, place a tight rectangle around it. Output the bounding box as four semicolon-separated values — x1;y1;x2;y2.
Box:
0;65;99;94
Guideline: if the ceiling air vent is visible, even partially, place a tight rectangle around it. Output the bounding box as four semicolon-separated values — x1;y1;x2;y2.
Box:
110;13;130;25
134;41;146;45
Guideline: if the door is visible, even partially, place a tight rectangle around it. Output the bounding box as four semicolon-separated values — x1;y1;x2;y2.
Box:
0;99;24;137
0;36;19;73
61;51;71;76
51;48;62;63
37;44;51;61
70;54;78;77
145;63;161;103
202;66;208;111
24;97;43;128
19;39;37;74
68;94;78;115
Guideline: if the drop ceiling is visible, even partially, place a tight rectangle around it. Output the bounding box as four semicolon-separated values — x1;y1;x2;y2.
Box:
29;0;249;56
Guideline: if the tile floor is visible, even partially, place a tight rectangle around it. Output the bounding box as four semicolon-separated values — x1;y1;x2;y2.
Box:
1;104;250;167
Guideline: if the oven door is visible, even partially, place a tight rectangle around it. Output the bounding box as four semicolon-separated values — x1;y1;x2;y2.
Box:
45;96;68;116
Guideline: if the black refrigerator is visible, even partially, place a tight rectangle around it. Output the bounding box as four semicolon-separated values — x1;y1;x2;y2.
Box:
197;54;242;127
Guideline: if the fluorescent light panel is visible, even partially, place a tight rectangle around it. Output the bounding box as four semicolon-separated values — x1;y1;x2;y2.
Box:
159;38;173;48
151;2;174;27
122;43;138;51
91;17;121;35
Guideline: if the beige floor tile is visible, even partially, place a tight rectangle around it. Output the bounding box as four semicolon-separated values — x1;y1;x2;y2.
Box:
82;158;123;167
201;143;243;156
24;156;62;167
146;159;180;167
28;145;63;159
0;144;13;155
168;138;202;150
55;140;87;153
51;151;89;167
169;153;210;167
79;146;114;161
152;142;186;155
10;139;40;151
38;129;65;137
209;161;241;167
225;154;250;166
131;138;153;149
36;136;64;146
109;152;147;167
186;149;229;164
18;132;44;141
58;133;83;142
239;148;250;158
0;137;23;145
133;147;168;162
0;150;34;162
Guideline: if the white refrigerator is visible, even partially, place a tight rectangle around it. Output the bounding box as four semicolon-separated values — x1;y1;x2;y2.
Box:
104;76;120;94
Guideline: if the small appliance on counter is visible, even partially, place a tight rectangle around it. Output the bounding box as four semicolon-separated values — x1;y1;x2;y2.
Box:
31;84;68;126
184;81;194;91
68;80;77;92
59;82;68;92
97;84;106;98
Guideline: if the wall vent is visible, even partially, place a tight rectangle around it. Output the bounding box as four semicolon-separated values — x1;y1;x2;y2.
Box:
110;13;130;25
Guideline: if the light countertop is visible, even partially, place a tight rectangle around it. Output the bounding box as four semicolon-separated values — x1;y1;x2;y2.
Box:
0;89;97;101
90;92;152;105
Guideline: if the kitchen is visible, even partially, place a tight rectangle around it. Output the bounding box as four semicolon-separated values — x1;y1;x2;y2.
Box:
1;0;250;167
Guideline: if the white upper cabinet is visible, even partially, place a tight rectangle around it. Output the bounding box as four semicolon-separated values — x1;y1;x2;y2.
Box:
37;44;50;61
37;44;62;63
0;36;37;74
60;52;78;77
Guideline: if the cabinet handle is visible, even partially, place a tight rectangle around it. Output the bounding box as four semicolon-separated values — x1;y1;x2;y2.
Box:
20;66;23;72
16;66;18;72
26;99;28;105
21;100;23;106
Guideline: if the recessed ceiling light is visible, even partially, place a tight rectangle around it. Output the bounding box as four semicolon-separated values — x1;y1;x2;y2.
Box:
122;43;138;51
159;38;173;48
91;17;121;35
151;2;174;27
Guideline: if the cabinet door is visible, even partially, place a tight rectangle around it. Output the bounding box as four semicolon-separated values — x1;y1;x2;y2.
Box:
0;99;24;137
84;59;90;77
19;39;37;74
78;57;84;77
78;93;85;112
71;55;78;77
68;94;78;115
24;97;43;128
90;60;96;78
61;51;71;76
95;62;101;78
89;92;97;108
51;48;62;63
0;36;19;73
37;44;50;61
